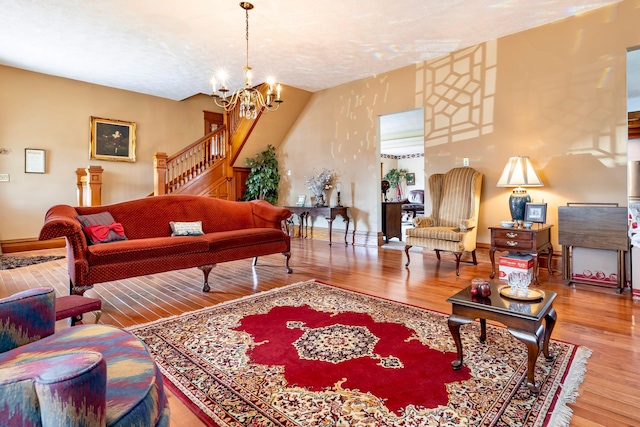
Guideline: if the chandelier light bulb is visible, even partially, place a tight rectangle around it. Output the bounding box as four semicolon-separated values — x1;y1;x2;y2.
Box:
210;2;282;118
266;77;275;90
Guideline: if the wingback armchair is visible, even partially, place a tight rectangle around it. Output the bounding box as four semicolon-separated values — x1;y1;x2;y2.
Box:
0;288;169;426
404;167;483;275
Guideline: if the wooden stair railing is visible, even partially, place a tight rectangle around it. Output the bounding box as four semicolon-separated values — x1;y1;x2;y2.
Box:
154;127;227;196
153;83;271;198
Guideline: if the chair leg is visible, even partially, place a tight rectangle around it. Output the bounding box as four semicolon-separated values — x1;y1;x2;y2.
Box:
472;250;478;265
435;249;441;260
454;253;462;276
404;245;412;266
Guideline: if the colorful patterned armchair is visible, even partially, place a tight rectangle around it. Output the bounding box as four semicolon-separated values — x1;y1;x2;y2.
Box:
404;167;483;275
0;288;169;426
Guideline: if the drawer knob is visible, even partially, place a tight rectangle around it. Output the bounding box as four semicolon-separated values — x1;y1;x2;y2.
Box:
507;240;518;246
506;232;518;238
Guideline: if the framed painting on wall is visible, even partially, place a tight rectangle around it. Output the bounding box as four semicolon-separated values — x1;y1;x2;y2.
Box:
90;116;136;162
406;173;416;186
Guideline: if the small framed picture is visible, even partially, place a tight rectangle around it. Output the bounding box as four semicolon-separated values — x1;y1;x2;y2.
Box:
25;148;46;173
524;203;547;224
90;116;136;162
406;173;416;186
296;194;306;207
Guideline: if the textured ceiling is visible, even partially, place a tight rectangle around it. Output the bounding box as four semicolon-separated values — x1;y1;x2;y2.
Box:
0;0;623;101
380;109;424;156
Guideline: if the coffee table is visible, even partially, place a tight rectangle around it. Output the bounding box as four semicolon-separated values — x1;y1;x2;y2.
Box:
446;282;557;394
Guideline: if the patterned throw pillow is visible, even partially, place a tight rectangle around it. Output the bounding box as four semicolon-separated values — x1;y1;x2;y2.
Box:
76;212;128;245
169;221;204;236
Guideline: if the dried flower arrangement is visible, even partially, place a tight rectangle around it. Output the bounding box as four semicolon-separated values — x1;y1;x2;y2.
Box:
305;169;335;206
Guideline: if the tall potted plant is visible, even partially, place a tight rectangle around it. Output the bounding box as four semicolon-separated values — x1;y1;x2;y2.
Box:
243;145;280;204
383;168;408;200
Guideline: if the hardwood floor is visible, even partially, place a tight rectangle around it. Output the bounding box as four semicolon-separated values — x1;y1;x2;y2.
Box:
2;239;640;427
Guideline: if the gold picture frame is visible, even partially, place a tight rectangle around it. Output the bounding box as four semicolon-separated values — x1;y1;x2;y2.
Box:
90;116;136;162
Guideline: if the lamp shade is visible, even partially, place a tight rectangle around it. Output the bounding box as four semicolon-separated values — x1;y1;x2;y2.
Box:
496;156;543;224
496;156;543;187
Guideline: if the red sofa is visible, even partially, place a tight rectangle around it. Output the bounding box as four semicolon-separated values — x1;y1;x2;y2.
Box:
39;195;292;295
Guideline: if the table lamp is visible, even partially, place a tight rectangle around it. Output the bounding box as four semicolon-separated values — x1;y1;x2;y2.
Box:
496;156;543;226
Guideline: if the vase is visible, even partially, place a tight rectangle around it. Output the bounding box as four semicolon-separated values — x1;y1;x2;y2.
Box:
314;193;326;207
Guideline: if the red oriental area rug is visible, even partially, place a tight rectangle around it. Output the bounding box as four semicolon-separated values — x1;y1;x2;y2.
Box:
128;280;591;427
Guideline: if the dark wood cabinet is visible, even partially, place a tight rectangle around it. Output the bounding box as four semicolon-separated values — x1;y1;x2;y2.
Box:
382;202;403;243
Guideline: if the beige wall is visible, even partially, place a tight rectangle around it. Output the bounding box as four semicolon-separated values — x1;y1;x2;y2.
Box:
0;65;217;240
232;86;312;169
3;0;640;248
279;67;416;238
280;0;640;248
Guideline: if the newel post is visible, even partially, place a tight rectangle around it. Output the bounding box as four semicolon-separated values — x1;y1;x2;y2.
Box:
76;168;86;206
86;165;103;206
154;152;168;196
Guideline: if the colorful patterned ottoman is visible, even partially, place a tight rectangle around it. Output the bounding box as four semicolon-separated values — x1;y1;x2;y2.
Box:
0;287;169;426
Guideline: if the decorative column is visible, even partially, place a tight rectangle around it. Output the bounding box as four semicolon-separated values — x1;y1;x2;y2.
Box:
154;152;168;196
76;168;87;206
86;165;103;206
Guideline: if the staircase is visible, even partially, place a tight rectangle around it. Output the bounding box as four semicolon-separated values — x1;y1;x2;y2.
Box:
153;127;230;198
153;83;272;200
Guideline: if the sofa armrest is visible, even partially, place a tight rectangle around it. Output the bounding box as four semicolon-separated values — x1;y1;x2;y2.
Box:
0;352;106;426
0;288;56;353
39;205;83;241
250;200;291;228
39;205;89;265
413;216;435;228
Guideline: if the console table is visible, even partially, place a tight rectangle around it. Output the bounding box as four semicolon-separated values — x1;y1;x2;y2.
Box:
489;225;553;285
285;206;350;246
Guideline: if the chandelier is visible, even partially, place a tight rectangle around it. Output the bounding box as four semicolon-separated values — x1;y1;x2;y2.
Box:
211;2;282;119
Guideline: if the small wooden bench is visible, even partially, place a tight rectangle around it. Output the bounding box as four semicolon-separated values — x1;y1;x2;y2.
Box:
55;295;102;325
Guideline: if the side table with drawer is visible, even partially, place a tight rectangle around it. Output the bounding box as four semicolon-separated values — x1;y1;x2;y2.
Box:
489;225;554;285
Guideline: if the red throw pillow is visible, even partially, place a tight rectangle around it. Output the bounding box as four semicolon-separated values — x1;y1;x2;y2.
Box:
76;212;127;245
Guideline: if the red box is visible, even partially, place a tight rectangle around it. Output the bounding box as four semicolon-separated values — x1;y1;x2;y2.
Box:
499;255;533;280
